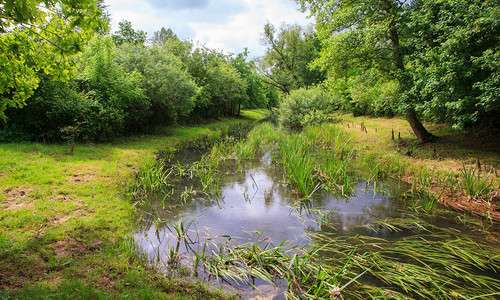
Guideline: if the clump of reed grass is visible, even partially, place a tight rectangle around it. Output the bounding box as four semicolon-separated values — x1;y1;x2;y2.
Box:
311;227;500;299
134;158;172;193
279;134;320;198
460;164;493;200
201;230;365;299
191;150;223;197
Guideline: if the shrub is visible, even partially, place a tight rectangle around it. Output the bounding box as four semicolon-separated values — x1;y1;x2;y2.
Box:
0;76;88;142
278;87;332;129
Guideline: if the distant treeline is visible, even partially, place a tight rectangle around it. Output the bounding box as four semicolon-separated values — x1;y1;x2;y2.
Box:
0;24;277;142
1;0;498;143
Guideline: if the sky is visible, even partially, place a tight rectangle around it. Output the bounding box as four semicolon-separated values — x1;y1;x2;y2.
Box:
105;0;313;58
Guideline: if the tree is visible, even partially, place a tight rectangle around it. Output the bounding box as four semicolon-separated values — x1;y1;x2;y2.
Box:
232;50;268;113
404;0;500;130
116;43;198;125
151;27;178;46
186;46;247;119
112;20;147;46
0;0;106;120
297;0;434;142
258;22;325;94
78;36;149;139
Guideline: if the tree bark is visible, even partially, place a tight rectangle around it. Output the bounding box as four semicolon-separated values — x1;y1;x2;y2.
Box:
405;108;434;143
381;0;434;143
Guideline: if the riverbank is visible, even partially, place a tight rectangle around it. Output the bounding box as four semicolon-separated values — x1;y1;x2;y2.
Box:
0;109;267;298
336;114;500;220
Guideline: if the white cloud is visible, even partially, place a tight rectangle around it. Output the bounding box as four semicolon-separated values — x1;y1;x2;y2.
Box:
105;0;312;58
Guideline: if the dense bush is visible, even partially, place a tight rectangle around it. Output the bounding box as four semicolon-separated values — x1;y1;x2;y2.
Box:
325;69;399;117
404;0;500;129
0;37;150;142
278;87;332;129
78;36;150;138
0;27;274;143
0;76;87;142
116;43;198;126
187;47;247;120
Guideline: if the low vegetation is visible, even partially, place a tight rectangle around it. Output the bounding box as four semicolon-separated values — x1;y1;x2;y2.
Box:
338;114;500;220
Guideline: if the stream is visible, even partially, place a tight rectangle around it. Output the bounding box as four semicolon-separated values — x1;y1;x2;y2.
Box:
133;129;500;299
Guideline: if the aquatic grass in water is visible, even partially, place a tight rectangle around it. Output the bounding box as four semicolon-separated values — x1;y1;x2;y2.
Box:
311;229;500;299
134;157;172;193
320;149;354;195
197;230;364;299
278;134;320;198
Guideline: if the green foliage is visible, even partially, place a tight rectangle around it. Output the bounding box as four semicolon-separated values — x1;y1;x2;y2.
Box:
0;0;107;120
327;69;400;117
404;0;500;129
259;22;326;94
111;20;147;46
231;51;268;110
78;36;150;139
0;76;88;142
116;43;198;125
296;0;406;78
151;27;179;46
187;47;247;119
278;87;332;129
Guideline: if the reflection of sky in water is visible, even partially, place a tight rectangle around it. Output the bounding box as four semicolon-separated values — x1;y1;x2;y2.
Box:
135;162;402;264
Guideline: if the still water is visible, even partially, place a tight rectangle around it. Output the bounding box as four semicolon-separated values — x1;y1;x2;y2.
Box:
134;150;500;298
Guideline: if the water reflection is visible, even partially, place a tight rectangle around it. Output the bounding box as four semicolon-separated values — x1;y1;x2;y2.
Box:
135;154;407;265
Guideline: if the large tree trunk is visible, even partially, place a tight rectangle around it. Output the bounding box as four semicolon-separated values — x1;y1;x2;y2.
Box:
405;108;434;143
381;1;435;143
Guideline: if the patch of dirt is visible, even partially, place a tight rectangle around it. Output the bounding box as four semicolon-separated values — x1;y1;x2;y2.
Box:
48;238;103;259
96;274;113;288
52;195;84;205
3;187;32;200
121;150;140;155
50;206;95;226
2;187;34;211
66;172;97;184
0;172;6;177
48;238;87;258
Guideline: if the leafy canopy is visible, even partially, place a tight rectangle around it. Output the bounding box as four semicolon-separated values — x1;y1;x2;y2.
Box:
0;0;106;120
259;22;325;94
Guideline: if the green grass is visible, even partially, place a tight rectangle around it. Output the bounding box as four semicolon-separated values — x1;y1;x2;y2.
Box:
337;114;500;219
0;111;264;298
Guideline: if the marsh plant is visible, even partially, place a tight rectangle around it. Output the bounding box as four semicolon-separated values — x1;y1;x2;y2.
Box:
134;157;172;194
460;164;493;200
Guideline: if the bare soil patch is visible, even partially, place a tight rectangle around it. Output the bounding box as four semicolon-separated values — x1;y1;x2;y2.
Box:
2;187;34;211
66;172;97;184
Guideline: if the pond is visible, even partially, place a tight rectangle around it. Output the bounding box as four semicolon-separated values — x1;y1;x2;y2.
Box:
133;125;500;299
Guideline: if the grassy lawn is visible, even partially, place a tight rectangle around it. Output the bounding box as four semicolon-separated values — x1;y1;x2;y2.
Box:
336;114;500;220
0;109;268;299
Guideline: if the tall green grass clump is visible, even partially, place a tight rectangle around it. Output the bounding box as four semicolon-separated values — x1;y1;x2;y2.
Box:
460;164;493;200
133;157;172;194
192;151;222;196
303;124;355;195
278;134;320;197
200;232;365;299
